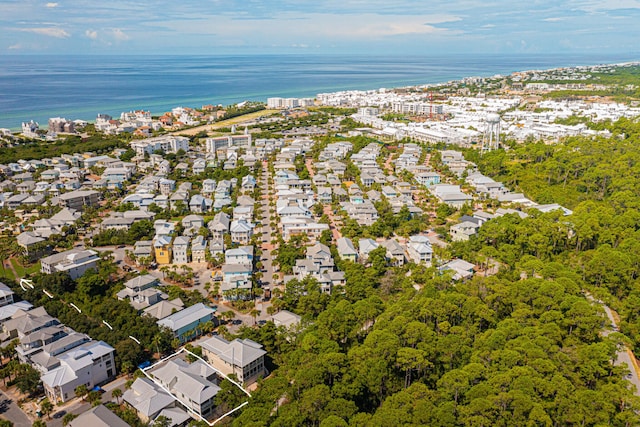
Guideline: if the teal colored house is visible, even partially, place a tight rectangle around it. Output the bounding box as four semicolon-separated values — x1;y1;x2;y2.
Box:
157;303;216;343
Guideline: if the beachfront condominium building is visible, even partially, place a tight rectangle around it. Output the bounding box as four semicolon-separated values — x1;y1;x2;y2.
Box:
130;135;189;156
267;97;314;109
205;134;252;153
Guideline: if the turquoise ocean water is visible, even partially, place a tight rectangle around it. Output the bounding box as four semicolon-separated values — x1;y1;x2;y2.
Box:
0;53;638;129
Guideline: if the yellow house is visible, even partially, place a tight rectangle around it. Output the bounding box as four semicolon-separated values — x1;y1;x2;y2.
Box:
154;236;172;265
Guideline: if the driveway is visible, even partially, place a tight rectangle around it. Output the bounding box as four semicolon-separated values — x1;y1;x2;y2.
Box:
588;294;640;395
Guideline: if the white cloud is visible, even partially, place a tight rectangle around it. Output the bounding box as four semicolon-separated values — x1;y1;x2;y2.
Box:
543;17;566;21
161;12;462;40
8;43;23;50
577;0;640;11
111;28;129;41
18;27;70;38
46;2;59;8
85;29;98;39
481;24;496;28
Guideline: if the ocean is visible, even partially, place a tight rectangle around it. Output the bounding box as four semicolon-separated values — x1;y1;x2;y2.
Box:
1;53;638;130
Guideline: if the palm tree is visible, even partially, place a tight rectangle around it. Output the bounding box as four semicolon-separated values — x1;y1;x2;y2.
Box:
40;398;54;420
250;309;261;325
151;334;162;357
111;388;123;405
75;384;88;401
201;320;214;335
222;310;235;323
159;265;170;279
62;413;78;426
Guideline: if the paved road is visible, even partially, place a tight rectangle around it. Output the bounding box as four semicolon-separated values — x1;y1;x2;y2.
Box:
43;376;129;427
0;389;31;427
588;294;640;395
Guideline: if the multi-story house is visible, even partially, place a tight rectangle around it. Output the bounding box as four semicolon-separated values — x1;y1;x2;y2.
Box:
0;283;15;307
40;249;99;280
154;236;173;265
57;190;100;211
224;246;253;265
191;236;207;263
336;237;358;262
230;219;253;244
406;235;433;266
200;336;266;385
149;358;220;420
41;340;116;403
172;236;190;264
157;303;215;343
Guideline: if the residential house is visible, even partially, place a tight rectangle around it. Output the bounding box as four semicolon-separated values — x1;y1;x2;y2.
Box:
0;283;15;308
181;214;205;236
157;303;215;343
430;184;473;209
280;217;329;242
40;249;99;280
271;310;302;329
17;232;48;260
58;190;100;211
406;235;433;265
358;238;379;260
192;159;206;175
116;275;164;310
208;212;230;240
123;377;178;423
382;239;405;266
209;239;225;257
191;236;207;263
230;219;253;244
133;240;154;261
200;336;266;385
439;259;475;281
189;195;210;213
241;175;256;191
341;200;378;226
172;236;190;264
149;358;220;420
143;299;185;320
225;246;253;265
41;340;116;403
68;405;129;427
450;220;481;242
221;264;252;300
202;179;216;196
159;179;176;196
336;237;358;262
316;186;332;204
154;236;173;265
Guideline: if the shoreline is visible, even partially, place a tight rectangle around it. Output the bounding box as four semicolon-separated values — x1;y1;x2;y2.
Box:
2;55;640;131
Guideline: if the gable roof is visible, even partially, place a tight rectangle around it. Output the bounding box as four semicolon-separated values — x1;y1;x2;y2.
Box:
200;336;266;368
123;377;176;417
68;405;129;427
157;303;214;331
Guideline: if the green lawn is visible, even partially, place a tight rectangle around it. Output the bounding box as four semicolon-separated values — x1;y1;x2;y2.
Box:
0;259;41;281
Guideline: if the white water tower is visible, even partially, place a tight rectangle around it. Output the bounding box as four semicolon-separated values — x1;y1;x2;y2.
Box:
482;113;501;152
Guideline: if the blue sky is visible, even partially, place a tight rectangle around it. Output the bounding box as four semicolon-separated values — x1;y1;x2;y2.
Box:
1;0;639;55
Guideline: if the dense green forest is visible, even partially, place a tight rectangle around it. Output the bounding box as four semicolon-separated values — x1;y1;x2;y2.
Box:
227;117;640;426
0;134;127;164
